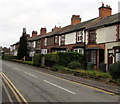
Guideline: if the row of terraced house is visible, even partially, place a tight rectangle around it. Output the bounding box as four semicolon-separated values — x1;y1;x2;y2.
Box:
10;4;120;71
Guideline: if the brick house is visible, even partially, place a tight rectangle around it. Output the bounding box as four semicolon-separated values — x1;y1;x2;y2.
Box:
86;4;120;70
10;4;120;71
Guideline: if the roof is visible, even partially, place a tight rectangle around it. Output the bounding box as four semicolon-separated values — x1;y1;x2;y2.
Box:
10;42;19;46
33;25;73;41
30;17;99;41
64;17;99;33
86;13;120;30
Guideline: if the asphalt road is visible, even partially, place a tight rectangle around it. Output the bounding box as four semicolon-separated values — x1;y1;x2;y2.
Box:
1;60;119;103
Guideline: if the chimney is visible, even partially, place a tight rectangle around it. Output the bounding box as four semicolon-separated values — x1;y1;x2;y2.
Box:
99;3;112;19
26;34;30;39
32;31;37;37
52;25;61;32
71;15;81;25
40;28;46;35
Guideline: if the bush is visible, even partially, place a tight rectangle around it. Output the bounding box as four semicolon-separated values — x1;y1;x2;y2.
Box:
33;54;43;66
68;61;81;69
74;69;111;79
2;54;17;60
109;61;120;79
44;52;84;67
22;61;33;65
45;52;59;67
51;65;64;71
58;52;83;67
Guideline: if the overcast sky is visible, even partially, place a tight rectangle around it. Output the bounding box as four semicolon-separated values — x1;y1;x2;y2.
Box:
0;0;120;48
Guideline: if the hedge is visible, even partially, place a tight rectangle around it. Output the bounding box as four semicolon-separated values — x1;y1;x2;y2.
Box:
2;54;17;60
44;52;84;67
51;65;111;80
45;52;59;67
109;61;120;79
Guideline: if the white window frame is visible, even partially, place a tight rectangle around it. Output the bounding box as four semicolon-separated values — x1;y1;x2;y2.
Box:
77;31;83;42
54;36;58;44
44;38;47;46
61;35;65;45
74;48;83;54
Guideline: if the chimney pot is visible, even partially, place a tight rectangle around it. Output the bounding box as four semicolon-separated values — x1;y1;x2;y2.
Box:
99;4;112;19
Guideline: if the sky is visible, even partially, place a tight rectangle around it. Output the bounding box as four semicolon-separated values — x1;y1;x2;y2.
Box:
0;0;120;48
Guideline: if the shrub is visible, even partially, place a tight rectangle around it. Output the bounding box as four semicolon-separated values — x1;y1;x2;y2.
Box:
22;61;33;65
51;65;64;71
74;69;111;79
45;52;59;67
33;54;43;66
109;61;120;79
2;54;17;60
68;61;81;69
57;52;84;67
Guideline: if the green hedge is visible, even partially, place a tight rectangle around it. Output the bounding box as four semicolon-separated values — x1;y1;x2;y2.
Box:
45;52;59;67
2;54;17;60
58;52;83;67
109;61;120;79
51;65;111;80
68;61;81;69
33;54;44;66
45;52;84;67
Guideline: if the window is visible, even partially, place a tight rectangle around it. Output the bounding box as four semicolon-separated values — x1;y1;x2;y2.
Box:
44;38;47;46
91;50;97;64
74;48;83;54
60;35;65;45
54;36;58;44
88;31;96;44
36;40;40;48
77;31;83;42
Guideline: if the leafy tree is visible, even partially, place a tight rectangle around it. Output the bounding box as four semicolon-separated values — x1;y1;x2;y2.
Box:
17;28;29;60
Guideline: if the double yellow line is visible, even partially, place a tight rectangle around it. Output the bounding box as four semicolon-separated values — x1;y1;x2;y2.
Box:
0;72;28;104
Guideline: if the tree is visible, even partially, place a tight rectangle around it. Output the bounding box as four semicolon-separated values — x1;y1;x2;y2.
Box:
17;28;29;60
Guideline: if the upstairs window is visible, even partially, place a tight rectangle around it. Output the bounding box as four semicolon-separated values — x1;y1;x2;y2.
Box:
77;31;83;42
54;36;58;44
88;31;96;44
44;38;47;46
60;35;65;45
37;40;40;48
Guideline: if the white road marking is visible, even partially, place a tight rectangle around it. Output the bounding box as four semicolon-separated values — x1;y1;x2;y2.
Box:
6;64;11;67
44;80;76;95
14;67;20;71
24;71;37;78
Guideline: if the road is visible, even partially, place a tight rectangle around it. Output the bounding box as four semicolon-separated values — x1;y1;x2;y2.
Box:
1;60;119;103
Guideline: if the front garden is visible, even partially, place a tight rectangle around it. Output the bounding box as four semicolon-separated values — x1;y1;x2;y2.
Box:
2;52;120;85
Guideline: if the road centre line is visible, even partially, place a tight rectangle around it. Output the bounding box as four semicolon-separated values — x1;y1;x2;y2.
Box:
14;67;20;71
24;71;38;78
6;64;11;67
37;71;115;96
44;80;76;95
6;62;115;96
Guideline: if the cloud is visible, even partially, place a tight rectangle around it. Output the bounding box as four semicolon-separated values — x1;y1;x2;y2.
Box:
0;0;119;47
